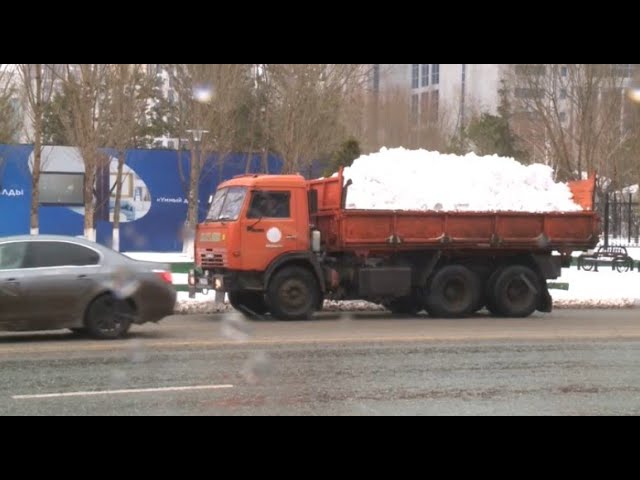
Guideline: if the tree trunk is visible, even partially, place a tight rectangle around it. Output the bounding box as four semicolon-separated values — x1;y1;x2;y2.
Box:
183;145;200;259
262;147;269;174
112;150;125;251
187;145;200;227
84;159;96;241
30;64;43;236
30;132;41;236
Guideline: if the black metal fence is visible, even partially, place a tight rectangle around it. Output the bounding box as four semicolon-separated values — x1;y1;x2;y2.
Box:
596;192;640;247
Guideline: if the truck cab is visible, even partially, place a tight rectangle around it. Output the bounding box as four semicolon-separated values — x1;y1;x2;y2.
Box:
189;174;324;320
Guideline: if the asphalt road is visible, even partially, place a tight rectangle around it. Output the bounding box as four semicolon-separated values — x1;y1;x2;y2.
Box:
1;310;640;415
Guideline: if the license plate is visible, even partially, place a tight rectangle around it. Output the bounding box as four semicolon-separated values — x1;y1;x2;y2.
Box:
199;278;209;286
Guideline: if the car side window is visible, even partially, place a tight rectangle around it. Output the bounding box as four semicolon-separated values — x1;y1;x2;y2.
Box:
0;242;29;270
24;242;101;268
247;191;291;219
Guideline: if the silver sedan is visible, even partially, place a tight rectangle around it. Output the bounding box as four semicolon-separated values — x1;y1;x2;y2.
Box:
0;235;177;339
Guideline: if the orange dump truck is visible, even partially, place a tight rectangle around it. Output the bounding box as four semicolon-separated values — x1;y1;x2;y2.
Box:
189;169;599;320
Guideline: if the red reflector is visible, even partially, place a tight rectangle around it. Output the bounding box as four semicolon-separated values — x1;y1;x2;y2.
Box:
155;270;173;284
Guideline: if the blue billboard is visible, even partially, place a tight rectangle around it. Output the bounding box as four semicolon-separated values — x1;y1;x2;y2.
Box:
0;145;283;252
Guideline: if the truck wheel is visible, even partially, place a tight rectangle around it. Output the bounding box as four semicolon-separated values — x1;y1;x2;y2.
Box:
425;265;479;318
228;292;269;317
383;296;420;315
485;267;504;315
491;265;540;318
267;267;319;321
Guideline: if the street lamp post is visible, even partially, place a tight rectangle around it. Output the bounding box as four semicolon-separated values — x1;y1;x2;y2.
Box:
182;128;209;259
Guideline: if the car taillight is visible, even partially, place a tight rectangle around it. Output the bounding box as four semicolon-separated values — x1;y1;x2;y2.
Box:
155;270;173;284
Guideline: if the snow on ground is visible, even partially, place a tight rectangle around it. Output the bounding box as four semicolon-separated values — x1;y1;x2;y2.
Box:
174;267;640;314
123;252;193;263
552;268;640;309
342;147;582;212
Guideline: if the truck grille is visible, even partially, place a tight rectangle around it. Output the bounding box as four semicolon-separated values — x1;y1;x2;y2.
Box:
200;250;227;268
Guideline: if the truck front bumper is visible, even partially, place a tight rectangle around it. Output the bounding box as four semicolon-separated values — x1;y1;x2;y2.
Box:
189;269;263;298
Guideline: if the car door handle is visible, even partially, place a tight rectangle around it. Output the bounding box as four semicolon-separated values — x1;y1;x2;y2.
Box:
247;226;265;232
77;274;88;279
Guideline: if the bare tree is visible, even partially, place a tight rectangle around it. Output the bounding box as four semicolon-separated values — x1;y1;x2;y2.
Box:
102;64;153;251
361;85;453;153
505;64;640;187
0;64;20;144
54;64;111;241
167;64;253;230
17;64;57;234
260;64;367;174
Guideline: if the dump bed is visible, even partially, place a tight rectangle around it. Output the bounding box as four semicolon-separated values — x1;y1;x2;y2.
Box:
308;170;599;254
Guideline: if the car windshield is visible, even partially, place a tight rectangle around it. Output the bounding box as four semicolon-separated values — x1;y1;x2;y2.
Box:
206;187;247;222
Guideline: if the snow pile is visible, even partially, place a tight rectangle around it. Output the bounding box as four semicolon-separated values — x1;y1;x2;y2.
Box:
173;294;389;315
552;296;638;309
342;147;582;212
174;300;231;315
175;295;638;315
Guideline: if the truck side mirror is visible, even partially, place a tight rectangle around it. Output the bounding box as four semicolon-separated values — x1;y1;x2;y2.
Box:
308;190;318;216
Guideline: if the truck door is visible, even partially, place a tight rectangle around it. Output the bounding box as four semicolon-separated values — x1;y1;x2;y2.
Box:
240;189;308;271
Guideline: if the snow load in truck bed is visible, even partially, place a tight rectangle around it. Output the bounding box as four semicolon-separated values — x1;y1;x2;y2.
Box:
341;148;583;213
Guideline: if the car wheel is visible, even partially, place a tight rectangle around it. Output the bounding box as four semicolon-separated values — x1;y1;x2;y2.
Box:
85;294;135;340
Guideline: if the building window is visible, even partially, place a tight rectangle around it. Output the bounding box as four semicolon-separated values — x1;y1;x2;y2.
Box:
516;64;546;76
431;64;440;85
559;111;567;123
421;92;429;123
430;90;439;123
560;66;568;77
460;64;467;125
560;88;567;99
514;87;541;99
613;64;632;78
421;64;429;87
372;64;380;92
412;64;419;89
411;94;419;124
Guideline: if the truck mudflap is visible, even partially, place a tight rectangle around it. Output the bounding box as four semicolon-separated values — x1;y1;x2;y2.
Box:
538;283;553;313
214;290;225;304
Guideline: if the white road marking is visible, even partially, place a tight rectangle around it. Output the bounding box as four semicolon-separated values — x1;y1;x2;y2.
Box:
13;384;233;400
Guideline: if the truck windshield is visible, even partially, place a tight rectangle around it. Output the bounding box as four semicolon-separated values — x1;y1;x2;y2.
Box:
206;187;247;222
